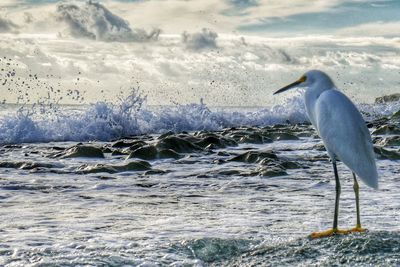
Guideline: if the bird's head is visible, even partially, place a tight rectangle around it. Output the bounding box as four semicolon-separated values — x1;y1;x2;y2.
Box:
273;70;334;95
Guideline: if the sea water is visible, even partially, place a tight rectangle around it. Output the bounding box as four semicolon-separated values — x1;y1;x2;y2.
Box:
0;92;399;266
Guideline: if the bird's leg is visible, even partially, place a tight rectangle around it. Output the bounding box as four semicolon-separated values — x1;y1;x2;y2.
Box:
333;161;340;230
311;162;350;238
350;173;366;233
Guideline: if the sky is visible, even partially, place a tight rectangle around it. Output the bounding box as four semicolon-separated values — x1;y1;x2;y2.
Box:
0;0;399;106
1;0;399;36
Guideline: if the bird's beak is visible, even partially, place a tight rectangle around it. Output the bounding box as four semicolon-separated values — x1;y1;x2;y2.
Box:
273;76;306;95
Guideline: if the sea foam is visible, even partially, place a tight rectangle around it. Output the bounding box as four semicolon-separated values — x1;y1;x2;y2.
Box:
0;89;398;144
0;89;308;144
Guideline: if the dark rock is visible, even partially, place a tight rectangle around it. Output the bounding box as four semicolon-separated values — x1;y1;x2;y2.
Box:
375;93;400;104
144;169;168;175
257;158;276;166
392;110;400;119
128;145;181;160
229;133;247;141
374;146;400;160
0;161;57;170
158;131;175;139
205;143;219;150
280;161;303;169
255;166;287;177
158;149;181;159
129;141;147;151
367;117;390;128
128;145;158;160
156;136;202;153
195;135;223;147
51;146;65;151
271;124;288;129
214;159;227;164
372;125;400;135
195;135;236;148
111;149;128;156
372;136;383;144
258;157;303;169
102;147;113;153
3;144;23;149
78;160;151;174
313;144;326;151
376;136;400;147
269;132;299;141
60;145;104;158
96;176;117;180
303;155;330;162
111;140;135;148
117;161;151;171
78;164;117;174
297;132;314;137
238;133;265;144
229;150;278;164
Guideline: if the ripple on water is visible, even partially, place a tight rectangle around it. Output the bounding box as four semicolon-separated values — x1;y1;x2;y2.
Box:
0;118;399;266
225;231;400;266
171;237;256;264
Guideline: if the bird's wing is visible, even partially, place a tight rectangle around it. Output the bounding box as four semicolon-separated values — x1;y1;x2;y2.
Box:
315;89;378;189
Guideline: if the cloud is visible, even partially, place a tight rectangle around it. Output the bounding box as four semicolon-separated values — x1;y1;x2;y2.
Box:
1;0;398;38
0;0;20;8
102;0;347;34
56;1;160;42
0;16;18;33
182;28;218;50
228;0;258;8
1;32;399;107
337;21;400;37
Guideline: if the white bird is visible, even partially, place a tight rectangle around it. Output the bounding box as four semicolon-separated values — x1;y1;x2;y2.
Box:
273;70;378;238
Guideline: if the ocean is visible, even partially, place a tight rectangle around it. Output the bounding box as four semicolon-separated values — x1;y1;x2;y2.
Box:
0;92;399;266
1;2;400;264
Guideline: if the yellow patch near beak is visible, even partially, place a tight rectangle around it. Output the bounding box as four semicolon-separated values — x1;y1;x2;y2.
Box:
273;75;306;95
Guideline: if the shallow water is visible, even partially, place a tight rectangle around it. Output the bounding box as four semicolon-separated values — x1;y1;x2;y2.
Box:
0;119;399;266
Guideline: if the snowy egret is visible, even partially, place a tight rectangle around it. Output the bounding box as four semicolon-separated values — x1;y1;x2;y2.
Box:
273;70;378;238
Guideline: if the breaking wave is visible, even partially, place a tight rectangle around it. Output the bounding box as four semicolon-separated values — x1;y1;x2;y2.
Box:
0;88;398;144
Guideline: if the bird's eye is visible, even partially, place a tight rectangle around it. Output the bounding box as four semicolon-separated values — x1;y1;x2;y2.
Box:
299;76;307;82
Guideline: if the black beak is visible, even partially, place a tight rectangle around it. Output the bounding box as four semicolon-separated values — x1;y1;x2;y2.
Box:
273;79;303;95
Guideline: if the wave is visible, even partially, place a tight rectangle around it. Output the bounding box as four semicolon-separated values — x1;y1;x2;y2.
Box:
0;89;307;144
0;89;398;144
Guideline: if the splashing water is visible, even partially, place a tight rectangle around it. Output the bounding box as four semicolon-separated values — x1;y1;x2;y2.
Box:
0;87;399;144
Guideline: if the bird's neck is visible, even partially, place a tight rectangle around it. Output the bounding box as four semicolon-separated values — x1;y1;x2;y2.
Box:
304;81;335;129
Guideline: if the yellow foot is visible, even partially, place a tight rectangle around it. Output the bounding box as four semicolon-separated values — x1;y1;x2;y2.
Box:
310;228;351;239
349;227;367;233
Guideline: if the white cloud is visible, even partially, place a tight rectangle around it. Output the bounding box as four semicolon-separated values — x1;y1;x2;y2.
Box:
1;33;399;106
104;0;349;33
56;1;160;42
337;21;400;37
0;0;22;8
0;15;18;32
0;1;399;107
182;28;218;50
1;0;398;38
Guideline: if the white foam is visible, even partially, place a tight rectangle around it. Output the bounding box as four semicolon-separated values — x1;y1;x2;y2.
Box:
0;90;397;144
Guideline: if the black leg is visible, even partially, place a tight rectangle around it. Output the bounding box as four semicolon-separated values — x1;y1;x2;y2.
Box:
333;162;341;230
